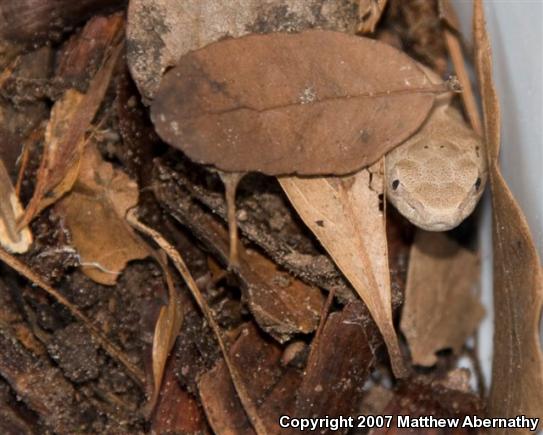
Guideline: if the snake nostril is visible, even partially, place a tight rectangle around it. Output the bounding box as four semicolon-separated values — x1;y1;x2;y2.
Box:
474;177;482;190
392;179;400;190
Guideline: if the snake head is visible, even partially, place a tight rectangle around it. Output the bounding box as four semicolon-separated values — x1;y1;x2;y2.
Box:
386;137;487;231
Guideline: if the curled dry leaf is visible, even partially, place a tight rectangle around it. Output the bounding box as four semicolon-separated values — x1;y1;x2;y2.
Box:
146;253;183;416
357;0;387;33
19;41;123;229
151;30;438;176
473;0;543;425
280;161;407;377
56;143;149;285
400;231;484;366
0;160;32;253
127;0;366;101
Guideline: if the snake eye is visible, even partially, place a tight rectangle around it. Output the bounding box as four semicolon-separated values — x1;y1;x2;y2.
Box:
474;177;482;191
392;179;400;190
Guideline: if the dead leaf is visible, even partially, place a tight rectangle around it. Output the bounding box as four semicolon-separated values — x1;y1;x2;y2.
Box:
145;253;183;416
0;159;32;253
358;0;387;33
280;161;407;377
19;40;123;229
56;143;149;285
127;0;368;101
400;231;485;366
151;30;439;176
473;0;543;426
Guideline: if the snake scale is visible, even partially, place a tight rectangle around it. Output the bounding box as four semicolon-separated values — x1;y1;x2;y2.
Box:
385;67;487;231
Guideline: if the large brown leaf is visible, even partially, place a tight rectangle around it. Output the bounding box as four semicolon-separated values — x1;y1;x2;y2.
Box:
473;0;543;427
151;30;438;176
279;161;407;377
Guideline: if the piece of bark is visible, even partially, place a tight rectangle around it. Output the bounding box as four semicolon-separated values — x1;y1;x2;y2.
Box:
127;0;366;101
473;0;543;427
280;162;407;377
56;143;149;285
55;13;125;92
198;323;302;435
0;0;126;47
151;30;437;176
115;68;162;186
152;167;323;342
0;47;51;177
151;357;210;434
385;0;448;75
199;359;255;435
0;379;37;435
0;325;96;433
153;157;356;302
240;248;324;342
367;375;483;434
295;301;377;420
400;231;484;366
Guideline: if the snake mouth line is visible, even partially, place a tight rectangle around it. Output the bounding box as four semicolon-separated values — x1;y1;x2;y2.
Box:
390;184;484;231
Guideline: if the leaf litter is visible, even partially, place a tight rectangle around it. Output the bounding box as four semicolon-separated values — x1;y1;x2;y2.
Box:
400;231;485;366
56;142;149;285
0;0;540;433
280;161;407;377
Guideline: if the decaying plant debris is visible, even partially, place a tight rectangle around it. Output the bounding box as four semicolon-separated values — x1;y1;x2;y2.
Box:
0;0;541;434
